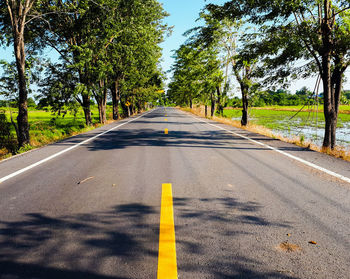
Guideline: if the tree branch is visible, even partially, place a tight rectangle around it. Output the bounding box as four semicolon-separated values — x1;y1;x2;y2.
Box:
293;11;323;75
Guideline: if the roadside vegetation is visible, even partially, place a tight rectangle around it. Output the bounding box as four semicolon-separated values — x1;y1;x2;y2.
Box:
0;0;170;159
184;105;350;162
168;0;350;152
0;104;114;160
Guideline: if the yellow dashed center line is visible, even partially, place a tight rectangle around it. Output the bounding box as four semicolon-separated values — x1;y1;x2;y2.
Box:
165;118;168;121
164;128;168;134
158;183;178;279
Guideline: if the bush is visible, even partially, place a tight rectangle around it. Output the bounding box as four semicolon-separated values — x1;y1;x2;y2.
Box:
0;112;17;153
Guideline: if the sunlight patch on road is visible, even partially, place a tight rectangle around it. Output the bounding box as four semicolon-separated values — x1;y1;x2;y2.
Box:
158;183;178;279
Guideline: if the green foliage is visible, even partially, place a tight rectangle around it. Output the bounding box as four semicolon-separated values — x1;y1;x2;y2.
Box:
168;42;222;107
40;0;169;121
0;111;17;153
2;0;169;142
207;0;350;147
27;97;36;108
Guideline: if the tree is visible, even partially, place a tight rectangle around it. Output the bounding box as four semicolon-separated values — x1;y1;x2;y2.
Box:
44;0;168;123
207;0;350;149
106;0;168;118
0;0;38;146
37;62;78;114
186;11;259;125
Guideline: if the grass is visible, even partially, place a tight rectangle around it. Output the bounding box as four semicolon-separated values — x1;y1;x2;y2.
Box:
182;105;350;162
0;105;114;160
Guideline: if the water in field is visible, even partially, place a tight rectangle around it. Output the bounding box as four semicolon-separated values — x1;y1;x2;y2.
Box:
271;119;350;148
228;108;350;149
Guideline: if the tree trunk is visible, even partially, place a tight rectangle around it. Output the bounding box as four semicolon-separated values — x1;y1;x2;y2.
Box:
210;92;215;117
321;55;332;148
97;91;107;124
329;62;343;149
189;98;193;109
120;100;128;118
111;79;120;120
82;94;92;126
321;0;335;149
95;80;107;124
137;101;142;113
7;1;30;148
216;86;223;116
241;87;248;126
14;34;30;147
205;105;208;118
98;102;106;124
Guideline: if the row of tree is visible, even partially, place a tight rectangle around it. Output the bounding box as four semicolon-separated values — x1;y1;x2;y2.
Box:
227;88;350;107
0;0;169;148
168;0;350;149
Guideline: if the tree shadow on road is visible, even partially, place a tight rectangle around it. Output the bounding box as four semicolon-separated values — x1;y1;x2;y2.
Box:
0;203;159;279
0;196;299;279
172;196;297;279
85;129;274;152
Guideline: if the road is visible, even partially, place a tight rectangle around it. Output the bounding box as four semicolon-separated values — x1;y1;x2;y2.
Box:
0;107;350;279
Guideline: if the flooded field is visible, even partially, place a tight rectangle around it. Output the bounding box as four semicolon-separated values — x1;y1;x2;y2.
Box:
224;107;350;149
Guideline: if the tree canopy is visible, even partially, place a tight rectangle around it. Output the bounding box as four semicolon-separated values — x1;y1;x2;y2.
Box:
0;0;169;149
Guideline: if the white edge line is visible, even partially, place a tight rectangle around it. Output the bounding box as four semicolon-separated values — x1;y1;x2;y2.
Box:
0;109;156;184
190;113;350;184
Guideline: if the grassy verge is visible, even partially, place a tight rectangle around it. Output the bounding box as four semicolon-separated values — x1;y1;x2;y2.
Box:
181;106;350;162
0;105;114;161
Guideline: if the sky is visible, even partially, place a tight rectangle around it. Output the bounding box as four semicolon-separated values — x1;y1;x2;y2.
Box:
158;0;226;74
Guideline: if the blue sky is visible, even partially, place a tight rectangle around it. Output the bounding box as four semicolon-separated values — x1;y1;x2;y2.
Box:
158;0;226;75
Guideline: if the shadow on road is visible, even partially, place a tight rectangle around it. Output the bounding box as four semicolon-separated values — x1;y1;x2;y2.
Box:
0;203;158;279
172;196;296;279
85;129;278;152
0;261;127;279
0;197;298;279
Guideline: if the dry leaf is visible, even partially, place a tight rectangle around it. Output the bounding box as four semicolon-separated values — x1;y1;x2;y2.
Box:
278;241;302;252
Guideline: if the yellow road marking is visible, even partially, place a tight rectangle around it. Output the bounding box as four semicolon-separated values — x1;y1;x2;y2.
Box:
158;183;178;279
164;128;168;134
165;118;168;121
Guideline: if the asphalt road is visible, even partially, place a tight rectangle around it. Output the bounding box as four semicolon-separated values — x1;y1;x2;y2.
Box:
0;107;350;279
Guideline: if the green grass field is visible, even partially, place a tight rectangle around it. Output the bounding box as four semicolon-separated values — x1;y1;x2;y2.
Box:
0;105;113;158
